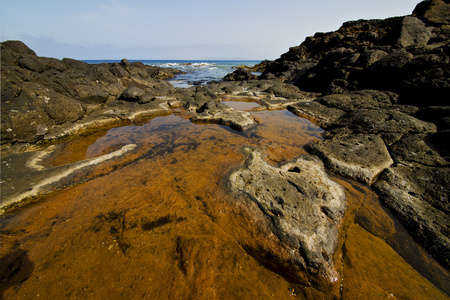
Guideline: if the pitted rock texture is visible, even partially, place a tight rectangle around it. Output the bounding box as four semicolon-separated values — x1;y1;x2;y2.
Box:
374;165;450;269
190;100;257;131
229;150;346;283
305;133;394;184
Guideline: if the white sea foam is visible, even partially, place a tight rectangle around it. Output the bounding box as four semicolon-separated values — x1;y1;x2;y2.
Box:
161;63;180;67
146;60;260;88
191;62;214;67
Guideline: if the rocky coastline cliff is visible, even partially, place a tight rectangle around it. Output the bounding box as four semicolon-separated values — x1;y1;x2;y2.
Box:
1;0;449;297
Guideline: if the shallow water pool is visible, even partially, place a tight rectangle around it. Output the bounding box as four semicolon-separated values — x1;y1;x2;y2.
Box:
1;107;448;299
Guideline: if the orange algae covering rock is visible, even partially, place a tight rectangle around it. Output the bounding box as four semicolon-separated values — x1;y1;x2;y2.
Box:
1;112;449;299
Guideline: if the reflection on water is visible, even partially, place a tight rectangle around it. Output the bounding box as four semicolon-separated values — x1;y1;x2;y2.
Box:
223;101;261;111
1;108;448;299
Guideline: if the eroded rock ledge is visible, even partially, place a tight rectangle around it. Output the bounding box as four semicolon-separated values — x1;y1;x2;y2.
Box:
228;150;346;285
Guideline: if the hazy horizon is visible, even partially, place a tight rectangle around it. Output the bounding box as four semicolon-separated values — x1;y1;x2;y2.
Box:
1;0;420;60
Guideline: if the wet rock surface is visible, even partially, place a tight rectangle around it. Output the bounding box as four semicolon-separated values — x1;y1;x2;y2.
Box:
374;165;450;269
228;150;346;285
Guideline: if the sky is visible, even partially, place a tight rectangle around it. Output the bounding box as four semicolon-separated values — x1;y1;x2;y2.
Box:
1;0;421;60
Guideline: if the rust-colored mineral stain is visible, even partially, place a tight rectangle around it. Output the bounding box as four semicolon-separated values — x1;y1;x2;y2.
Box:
1;110;449;299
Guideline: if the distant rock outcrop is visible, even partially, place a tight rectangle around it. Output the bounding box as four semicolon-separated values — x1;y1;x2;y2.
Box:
223;68;258;81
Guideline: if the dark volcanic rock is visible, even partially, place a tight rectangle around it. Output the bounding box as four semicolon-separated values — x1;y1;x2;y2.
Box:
305;133;393;184
223;68;258;81
333;108;437;144
260;61;317;82
120;86;146;102
2;1;450;276
416;106;450;130
288;101;345;128
229;150;346;285
413;0;450;26
316;90;398;111
390;133;449;167
260;1;450;106
232;60;271;72
263;82;310;99
374;165;450;269
1;40;181;145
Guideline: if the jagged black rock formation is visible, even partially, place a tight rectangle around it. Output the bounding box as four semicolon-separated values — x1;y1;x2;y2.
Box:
260;0;450;107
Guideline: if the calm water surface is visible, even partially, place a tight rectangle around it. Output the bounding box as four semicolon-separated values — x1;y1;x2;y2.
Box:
1;104;448;299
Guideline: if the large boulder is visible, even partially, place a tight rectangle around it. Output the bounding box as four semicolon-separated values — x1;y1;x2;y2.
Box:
389;133;449;167
223;68;258;81
332;108;437;144
228;150;346;286
288;101;345;128
396;16;433;47
190;100;257;131
316;90;398;111
120;86;146;102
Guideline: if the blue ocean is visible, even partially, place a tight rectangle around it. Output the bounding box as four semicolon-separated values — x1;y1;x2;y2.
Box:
83;60;261;88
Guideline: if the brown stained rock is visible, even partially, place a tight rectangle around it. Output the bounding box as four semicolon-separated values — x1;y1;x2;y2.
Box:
0;247;34;296
373;165;450;269
305;134;393;184
0;144;140;212
228;150;346;285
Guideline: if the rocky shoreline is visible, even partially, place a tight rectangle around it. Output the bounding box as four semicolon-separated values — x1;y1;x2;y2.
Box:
225;0;450;270
1;0;449;289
